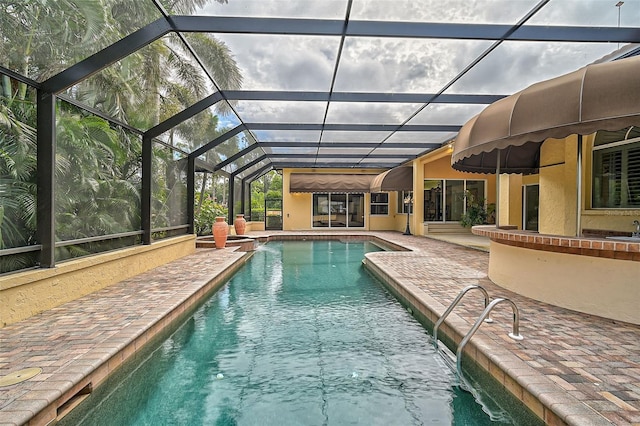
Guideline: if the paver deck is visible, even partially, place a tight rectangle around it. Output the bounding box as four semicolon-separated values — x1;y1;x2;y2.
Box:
1;231;639;425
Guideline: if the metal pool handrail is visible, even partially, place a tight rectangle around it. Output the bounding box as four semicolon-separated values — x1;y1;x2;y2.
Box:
455;297;524;378
433;285;491;350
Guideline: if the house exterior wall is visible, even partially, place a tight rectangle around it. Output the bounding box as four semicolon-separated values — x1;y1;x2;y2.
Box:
582;135;640;234
278;134;638;236
486;132;640;324
538;136;579;236
417;146;497;233
279;149;499;234
532;133;639;237
282;168;390;231
375;192;406;232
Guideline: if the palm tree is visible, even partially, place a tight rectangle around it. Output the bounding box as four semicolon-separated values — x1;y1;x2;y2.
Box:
1;0;244;271
54;102;142;259
0;80;38;272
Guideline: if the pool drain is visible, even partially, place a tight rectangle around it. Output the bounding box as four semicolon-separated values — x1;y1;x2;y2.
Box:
0;367;42;387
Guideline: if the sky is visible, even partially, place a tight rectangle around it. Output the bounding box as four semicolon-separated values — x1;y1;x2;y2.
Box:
180;0;639;152
2;0;636;170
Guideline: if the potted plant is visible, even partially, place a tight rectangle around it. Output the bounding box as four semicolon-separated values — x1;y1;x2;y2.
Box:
460;190;488;228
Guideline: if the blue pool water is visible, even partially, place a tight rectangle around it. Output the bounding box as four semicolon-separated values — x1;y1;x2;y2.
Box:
61;240;539;425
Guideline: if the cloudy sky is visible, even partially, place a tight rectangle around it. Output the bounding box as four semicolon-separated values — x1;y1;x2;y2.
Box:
181;0;639;163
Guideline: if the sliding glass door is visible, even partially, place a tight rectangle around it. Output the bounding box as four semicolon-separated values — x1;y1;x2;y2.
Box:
424;179;486;222
312;193;364;228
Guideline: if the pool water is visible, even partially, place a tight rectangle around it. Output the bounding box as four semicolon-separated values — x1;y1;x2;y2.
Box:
60;240;539;425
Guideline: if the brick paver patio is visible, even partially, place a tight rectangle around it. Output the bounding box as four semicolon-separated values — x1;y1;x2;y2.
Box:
0;231;638;425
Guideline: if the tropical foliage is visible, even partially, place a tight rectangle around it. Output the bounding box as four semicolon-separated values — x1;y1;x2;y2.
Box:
193;193;227;236
0;0;243;272
250;171;283;221
0;81;37;250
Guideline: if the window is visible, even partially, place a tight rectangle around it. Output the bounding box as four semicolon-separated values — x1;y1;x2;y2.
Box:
313;193;365;228
397;190;413;214
445;180;465;221
423;179;486;222
424;180;443;221
523;184;539;231
592;127;640;209
370;193;389;215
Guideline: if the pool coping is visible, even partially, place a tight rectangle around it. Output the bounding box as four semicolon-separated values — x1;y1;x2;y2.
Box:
0;248;251;426
0;231;618;425
362;255;607;426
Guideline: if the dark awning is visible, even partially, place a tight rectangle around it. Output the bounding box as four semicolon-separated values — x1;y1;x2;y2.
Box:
289;173;376;193
452;55;640;174
370;166;413;192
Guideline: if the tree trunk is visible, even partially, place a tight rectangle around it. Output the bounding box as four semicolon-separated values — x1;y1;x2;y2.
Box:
196;172;208;214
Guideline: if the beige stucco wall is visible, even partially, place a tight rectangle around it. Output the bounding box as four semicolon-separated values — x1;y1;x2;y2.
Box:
0;235;196;327
283;190;313;230
581;210;640;234
538;136;580;236
489;241;640;325
282;168;385;231
534;133;640;236
280;148;500;234
497;174;524;228
373;191;407;232
422;150;497;188
243;221;265;232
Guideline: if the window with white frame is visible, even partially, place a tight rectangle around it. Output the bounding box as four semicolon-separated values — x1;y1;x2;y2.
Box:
370;193;389;215
592;127;640;209
312;193;365;228
423;179;486;221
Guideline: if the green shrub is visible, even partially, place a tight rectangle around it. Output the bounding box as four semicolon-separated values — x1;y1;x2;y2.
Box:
194;194;227;235
460;190;488;228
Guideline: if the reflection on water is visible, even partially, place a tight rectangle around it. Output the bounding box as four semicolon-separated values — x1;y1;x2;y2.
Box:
60;241;541;426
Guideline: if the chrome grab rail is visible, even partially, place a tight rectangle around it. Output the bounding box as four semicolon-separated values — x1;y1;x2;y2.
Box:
433;285;491;350
455;298;523;378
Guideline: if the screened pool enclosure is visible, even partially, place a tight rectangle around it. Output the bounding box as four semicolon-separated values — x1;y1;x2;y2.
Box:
1;0;639;273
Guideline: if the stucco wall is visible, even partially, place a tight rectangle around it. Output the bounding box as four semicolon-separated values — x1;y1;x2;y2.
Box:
284;191;313;230
422;152;496;203
244;221;265;232
538;136;580;236
488;241;640;325
282;168;385;231
371;196;406;232
0;235;196;327
533;134;639;237
279;149;499;234
497;174;524;228
419;148;496;234
581;211;640;234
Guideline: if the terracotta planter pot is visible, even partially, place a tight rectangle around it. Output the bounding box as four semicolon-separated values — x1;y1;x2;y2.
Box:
212;217;228;249
234;214;247;236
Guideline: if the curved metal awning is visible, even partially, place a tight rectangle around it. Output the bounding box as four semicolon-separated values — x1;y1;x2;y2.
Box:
370;167;413;192
452;55;640;174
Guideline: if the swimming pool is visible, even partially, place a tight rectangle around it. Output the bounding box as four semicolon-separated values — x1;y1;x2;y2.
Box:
59;240;541;425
